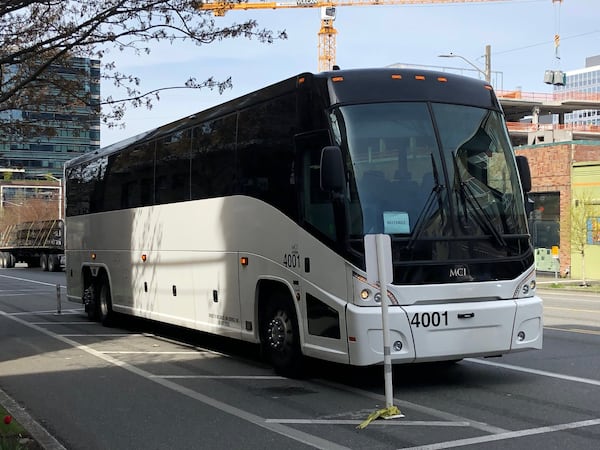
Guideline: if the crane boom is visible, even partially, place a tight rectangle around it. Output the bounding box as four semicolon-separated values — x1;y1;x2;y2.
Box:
196;0;513;71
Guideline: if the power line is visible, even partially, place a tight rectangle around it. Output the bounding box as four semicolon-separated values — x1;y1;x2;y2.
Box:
493;29;600;56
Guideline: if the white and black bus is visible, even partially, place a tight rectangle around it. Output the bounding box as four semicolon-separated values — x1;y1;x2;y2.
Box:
64;68;542;375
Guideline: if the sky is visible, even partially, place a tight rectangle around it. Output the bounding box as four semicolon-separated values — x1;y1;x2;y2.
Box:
100;0;600;147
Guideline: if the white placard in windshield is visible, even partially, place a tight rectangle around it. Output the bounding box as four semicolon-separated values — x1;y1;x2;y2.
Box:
383;211;410;234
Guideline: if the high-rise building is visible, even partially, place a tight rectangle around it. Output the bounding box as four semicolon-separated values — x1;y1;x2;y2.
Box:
0;57;100;179
553;55;600;126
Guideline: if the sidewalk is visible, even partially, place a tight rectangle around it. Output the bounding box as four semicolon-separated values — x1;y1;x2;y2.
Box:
536;272;600;293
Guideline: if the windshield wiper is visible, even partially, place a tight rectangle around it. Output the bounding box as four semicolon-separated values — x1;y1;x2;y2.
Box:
407;154;445;250
452;151;507;247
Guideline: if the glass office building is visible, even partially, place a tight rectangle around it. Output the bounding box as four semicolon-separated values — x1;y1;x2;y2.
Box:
554;55;600;126
0;57;100;179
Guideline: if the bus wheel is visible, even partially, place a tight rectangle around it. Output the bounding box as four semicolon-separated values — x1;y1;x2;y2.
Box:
262;299;302;377
83;285;98;321
97;276;114;326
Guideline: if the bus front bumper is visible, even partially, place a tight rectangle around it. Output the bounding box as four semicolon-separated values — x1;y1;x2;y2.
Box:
345;296;543;366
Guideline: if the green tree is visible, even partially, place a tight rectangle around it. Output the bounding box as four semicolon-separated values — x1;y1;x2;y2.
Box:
0;1;286;136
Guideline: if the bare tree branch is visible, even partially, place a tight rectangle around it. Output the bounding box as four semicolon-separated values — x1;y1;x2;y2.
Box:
0;0;287;136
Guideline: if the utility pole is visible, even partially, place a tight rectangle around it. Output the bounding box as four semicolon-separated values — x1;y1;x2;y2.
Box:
484;44;491;84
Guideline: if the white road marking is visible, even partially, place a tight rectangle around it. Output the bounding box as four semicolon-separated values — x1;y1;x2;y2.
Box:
400;418;600;449
61;334;145;337
0;310;351;450
29;322;96;325
267;419;471;427
545;306;600;314
151;375;285;380
100;351;199;354
318;381;510;435
546;326;600;336
0;274;65;288
9;309;83;316
466;358;600;387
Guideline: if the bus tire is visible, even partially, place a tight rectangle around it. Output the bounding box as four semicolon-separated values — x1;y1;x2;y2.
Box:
40;254;49;271
97;276;114;327
261;296;303;377
83;284;98;321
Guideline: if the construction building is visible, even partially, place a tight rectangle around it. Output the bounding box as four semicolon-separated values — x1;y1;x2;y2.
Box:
499;55;600;281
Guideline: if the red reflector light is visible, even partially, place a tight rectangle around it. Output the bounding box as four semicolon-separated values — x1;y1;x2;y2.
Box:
348;336;357;342
240;256;249;266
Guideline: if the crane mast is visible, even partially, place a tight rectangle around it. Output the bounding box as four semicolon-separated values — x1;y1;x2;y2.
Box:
196;0;514;72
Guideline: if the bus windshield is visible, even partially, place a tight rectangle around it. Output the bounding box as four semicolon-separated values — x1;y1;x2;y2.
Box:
330;102;528;255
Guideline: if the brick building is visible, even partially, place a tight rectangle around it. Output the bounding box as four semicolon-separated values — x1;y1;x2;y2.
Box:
515;141;600;278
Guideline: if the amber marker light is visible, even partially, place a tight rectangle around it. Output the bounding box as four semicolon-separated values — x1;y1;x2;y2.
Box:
331;76;344;82
437;77;448;83
240;256;249;266
91;253;96;260
141;254;147;262
297;76;305;85
415;75;426;80
391;74;402;80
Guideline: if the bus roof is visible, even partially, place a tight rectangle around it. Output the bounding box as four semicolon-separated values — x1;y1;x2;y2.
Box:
67;68;500;167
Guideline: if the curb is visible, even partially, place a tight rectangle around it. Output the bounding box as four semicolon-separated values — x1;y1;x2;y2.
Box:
0;387;66;450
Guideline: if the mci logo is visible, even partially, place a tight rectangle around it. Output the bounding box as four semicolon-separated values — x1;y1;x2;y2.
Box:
449;265;469;278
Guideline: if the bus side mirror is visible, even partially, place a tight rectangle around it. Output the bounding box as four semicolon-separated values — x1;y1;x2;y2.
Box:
516;155;531;193
320;146;345;193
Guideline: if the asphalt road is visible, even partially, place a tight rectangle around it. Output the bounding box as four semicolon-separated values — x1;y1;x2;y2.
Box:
1;268;599;450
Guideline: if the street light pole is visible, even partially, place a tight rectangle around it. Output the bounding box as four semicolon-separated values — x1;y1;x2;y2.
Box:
36;174;62;221
438;44;491;84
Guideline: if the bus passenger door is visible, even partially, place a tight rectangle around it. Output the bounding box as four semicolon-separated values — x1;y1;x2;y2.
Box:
295;132;351;364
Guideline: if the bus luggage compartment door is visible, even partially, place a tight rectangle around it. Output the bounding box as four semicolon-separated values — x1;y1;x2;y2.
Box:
404;300;516;361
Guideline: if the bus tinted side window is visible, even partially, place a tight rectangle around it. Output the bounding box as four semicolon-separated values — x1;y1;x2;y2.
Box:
155;130;192;205
191;115;237;200
65;156;108;216
104;141;155;211
237;94;298;219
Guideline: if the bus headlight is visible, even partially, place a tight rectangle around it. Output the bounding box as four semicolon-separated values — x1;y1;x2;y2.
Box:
360;289;371;301
514;271;536;298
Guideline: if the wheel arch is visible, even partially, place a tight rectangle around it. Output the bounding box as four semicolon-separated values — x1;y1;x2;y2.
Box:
256;278;298;329
82;263;112;296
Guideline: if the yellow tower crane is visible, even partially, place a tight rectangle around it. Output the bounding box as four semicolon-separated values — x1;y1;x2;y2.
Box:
196;0;514;72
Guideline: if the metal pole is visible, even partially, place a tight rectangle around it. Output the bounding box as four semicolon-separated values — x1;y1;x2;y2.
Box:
55;284;62;315
375;234;394;408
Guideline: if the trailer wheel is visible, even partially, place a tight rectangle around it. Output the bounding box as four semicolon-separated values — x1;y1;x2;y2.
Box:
48;255;59;272
0;252;7;268
261;295;303;377
97;276;114;326
40;254;49;271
